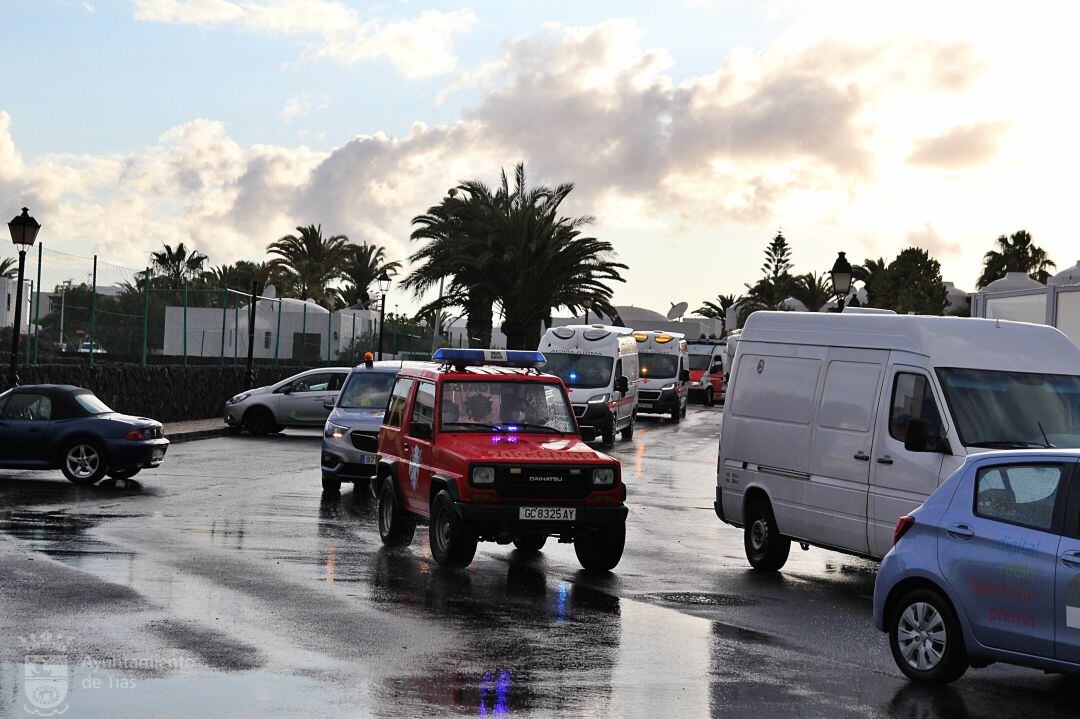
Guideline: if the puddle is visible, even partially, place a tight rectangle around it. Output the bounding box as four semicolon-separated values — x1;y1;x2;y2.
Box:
653;592;759;607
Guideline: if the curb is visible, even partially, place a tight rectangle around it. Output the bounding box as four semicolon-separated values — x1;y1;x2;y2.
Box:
166;427;235;444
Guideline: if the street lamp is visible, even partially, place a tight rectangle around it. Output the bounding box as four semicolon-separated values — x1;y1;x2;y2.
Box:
582;297;593;325
829;251;853;313
8;208;41;381
376;270;391;360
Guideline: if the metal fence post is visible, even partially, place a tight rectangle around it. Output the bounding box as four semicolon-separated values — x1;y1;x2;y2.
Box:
32;243;42;362
274;298;281;365
233;292;239;365
220;287;227;366
141;268;150;366
300;303;307;366
350;313;356;364
89;255;97;367
326;309;332;364
182;281;188;365
26;280;33;364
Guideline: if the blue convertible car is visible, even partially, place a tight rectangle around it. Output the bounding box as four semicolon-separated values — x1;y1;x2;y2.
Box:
0;384;169;484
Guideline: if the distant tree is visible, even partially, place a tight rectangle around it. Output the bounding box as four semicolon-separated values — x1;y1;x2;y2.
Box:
203;261;275;292
853;257;888;308
338;243;402;308
790;272;832;312
150;242;209;287
267;224;348;306
695;293;739;335
742;231;796;316
0;257;16;279
977;230;1055;289
876;248;948;315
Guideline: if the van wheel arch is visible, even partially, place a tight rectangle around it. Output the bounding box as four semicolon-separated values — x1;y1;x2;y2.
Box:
428;475;460;504
742;487;771;525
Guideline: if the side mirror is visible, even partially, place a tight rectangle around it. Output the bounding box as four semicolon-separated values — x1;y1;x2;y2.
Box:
712;364;723;373
680;369;691;382
323;399;336;410
409;421;433;440
579;426;598;442
615;375;629;394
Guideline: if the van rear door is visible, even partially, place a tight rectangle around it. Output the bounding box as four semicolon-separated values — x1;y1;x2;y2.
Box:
867;364;949;556
805;349;888;554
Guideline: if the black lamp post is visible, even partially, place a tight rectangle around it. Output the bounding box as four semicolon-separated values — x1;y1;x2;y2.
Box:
376;270;391;360
8;208;41;382
829;251;853;313
582;297;593;325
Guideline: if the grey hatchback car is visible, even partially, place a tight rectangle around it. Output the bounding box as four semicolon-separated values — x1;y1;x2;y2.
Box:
225;367;350;435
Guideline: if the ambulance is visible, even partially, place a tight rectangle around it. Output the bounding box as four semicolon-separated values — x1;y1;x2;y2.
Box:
538;325;639;444
687;339;725;406
634;331;690;422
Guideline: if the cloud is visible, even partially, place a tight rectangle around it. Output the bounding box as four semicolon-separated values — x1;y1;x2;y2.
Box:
130;0;476;78
908;121;1007;168
905;222;963;258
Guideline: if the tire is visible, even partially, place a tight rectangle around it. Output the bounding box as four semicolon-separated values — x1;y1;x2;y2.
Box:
681;401;687;418
106;467;141;480
744;499;791;571
513;535;547;554
889;588;968;684
61;440;109;485
601;424;616;445
705;388;715;407
243;406;279;436
378;479;416;547
670;405;681;423
620;416;635;441
429;491;477;568
321;475;341;495
574;523;625;572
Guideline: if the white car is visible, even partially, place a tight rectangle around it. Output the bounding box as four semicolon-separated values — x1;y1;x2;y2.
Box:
225;367;350;435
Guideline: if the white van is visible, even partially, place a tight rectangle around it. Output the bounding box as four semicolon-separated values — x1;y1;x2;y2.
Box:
538;325;639;443
716;311;1080;570
634;331;690;422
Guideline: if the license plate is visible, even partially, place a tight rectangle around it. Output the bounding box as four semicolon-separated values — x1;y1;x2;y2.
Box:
151;448;165;461
359;454;377;465
639;402;653;409
519;507;576;521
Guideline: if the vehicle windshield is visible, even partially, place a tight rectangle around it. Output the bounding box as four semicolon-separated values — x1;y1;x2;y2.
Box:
639;353;678;379
440;381;576;434
542;353;614;389
688;355;712;371
75;393;112;415
338;371;396;409
937;368;1080;448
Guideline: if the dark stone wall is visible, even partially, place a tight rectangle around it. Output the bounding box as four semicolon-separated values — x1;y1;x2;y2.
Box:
0;365;306;423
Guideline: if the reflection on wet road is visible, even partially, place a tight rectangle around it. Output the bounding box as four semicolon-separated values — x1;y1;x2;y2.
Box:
1;409;1076;717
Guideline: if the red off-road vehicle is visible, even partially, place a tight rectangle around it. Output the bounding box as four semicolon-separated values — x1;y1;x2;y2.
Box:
374;349;628;571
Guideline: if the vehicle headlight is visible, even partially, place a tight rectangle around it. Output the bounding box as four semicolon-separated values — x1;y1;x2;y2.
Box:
471;466;495;485
592;467;615;486
323;422;349;439
690;381;702;387
587;393;610;404
227;392;251;405
661;383;677;391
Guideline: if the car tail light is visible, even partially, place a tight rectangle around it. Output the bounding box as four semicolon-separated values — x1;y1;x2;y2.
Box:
893;515;915;546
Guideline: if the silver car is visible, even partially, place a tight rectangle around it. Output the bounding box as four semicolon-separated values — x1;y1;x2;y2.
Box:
225;367;350;435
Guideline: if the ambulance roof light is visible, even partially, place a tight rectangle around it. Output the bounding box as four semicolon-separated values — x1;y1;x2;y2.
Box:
432;348;546;369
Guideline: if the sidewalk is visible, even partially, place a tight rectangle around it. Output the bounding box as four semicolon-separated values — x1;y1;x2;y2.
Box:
163;418;233;443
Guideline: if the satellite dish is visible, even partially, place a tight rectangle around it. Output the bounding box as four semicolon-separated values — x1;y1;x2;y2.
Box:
667;301;689;321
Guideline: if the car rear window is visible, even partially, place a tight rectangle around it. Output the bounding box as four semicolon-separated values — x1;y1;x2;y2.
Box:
74;393;112;415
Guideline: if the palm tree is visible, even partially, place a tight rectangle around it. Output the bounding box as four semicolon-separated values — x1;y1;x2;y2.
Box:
790;272;831;313
977;230;1055;288
150;242;209;287
266;224;348;305
203;261;276;291
853;257;888;307
0;257;16;279
338;243;402;308
695;293;738;335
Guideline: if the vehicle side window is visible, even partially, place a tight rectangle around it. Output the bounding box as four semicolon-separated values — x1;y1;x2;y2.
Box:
327;373;346;392
4;394;52;421
384;378;415;428
890;373;943;442
280;372;332;393
974;464;1065;532
409;382;436;432
614;359;623;382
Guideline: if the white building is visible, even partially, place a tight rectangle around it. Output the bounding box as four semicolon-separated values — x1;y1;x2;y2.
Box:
973;267;1080;346
0;277;32;332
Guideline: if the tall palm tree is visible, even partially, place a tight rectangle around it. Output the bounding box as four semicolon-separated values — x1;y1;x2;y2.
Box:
150;242;209;287
695;293;738;334
0;257;16;279
790;272;831;313
266;224;348;305
338;243;402;308
853;257;888;307
977;230;1055;288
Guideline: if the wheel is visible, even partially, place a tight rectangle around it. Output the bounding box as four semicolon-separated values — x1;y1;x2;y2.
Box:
705;388;715;407
106;467;141;480
574;523;625;572
670;405;681;423
601;424;616;445
743;499;791;571
889;588;969;684
242;406;279;436
513;535;547;554
61;440;109;485
321;475;341;494
429;491;477;568
620;416;635;441
378;479;416;547
681;401;687;418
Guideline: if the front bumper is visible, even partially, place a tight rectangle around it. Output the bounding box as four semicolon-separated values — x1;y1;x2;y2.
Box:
321;437;377;482
572;402;615;432
106;438;170;469
456;502;628;537
637;388;679;414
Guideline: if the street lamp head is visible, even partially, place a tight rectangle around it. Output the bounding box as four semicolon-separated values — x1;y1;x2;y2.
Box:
8;207;41;247
829;251;853;298
377;270;392;293
447;187;458;198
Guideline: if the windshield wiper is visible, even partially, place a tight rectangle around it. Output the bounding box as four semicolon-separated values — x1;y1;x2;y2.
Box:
506;422;570;434
442;422;503;431
1037;421;1056;449
967;439;1045;449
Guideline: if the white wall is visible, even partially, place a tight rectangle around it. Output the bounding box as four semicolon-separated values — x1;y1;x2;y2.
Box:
0;277;32;332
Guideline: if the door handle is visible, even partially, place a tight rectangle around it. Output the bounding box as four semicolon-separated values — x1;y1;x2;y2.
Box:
946;523;975;540
1061;552;1080;569
877;455;893;465
853;451;870;461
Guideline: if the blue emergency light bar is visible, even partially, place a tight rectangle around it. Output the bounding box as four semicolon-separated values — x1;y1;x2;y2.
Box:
432;348;546;368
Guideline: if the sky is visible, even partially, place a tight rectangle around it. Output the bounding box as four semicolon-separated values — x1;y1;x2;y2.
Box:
2;0;1079;314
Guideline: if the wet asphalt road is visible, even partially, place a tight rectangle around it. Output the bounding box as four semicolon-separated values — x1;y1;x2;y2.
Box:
1;407;1076;718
